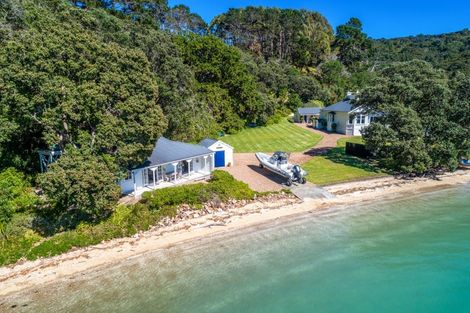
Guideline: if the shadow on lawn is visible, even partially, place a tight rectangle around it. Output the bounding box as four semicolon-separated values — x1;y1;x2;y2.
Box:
323;147;383;173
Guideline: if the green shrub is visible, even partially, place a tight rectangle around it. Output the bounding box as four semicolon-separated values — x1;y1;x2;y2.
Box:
0;230;43;266
0;171;257;266
0;168;38;238
37;151;121;222
2;212;35;239
266;108;291;126
142;170;255;210
208;170;255;201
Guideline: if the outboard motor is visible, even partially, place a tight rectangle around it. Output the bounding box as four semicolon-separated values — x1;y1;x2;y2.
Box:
292;165;306;184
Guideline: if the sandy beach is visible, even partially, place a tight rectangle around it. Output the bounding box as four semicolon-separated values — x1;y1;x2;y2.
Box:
1;170;469;297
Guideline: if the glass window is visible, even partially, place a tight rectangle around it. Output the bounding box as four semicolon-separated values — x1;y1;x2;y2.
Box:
349;115;354;124
361;115;366;124
356;115;361;124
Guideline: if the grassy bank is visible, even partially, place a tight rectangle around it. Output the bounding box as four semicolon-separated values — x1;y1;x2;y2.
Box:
0;171;258;266
221;119;322;153
303;137;387;185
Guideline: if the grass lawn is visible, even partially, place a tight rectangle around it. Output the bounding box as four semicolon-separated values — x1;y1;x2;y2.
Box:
221;120;322;153
303;136;388;186
337;136;364;147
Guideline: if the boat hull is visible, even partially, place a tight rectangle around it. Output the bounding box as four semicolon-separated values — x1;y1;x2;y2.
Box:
255;152;307;185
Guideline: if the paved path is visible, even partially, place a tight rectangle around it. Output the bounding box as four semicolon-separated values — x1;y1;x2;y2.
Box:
222;124;351;192
294;123;350;157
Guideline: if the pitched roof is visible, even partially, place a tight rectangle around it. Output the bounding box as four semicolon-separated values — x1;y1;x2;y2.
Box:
137;137;213;169
298;107;321;115
199;138;218;148
199;138;234;150
322;100;353;113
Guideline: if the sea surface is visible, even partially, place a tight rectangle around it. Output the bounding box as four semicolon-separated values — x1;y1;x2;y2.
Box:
3;184;470;313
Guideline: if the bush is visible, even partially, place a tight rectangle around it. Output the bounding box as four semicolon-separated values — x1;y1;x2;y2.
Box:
142;170;255;210
25;204;163;261
208;170;255;201
0;230;42;265
0;171;257;266
0;168;38;238
37;150;121;222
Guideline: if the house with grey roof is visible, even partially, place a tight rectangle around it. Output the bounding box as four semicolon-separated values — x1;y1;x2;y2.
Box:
199;139;234;167
295;107;322;125
119;137;215;196
318;93;377;136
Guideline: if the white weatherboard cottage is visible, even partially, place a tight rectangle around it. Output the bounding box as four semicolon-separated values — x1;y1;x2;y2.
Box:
319;93;377;136
120;137;215;196
199;139;234;167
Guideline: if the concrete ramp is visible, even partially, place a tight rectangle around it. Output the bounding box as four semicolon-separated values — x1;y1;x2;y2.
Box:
290;183;335;200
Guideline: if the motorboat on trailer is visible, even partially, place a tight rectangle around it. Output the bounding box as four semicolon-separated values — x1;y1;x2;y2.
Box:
255;151;308;186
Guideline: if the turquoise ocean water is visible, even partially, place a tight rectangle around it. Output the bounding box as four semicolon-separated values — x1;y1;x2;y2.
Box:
3;184;470;313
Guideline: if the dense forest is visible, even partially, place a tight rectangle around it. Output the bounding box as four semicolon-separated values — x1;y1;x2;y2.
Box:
0;0;468;256
0;0;373;174
373;30;470;74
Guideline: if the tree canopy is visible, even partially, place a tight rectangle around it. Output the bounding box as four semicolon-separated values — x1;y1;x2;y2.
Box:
0;1;167;172
0;0;468;230
334;17;373;70
374;30;470;75
210;7;334;68
37;150;121;222
359;60;469;174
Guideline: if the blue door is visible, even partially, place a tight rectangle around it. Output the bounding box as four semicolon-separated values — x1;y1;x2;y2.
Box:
214;151;225;167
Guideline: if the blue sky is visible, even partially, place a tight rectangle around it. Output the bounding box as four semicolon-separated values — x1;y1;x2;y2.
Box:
168;0;470;39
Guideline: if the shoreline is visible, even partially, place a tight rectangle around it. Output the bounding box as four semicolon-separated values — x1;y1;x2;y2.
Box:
1;171;469;297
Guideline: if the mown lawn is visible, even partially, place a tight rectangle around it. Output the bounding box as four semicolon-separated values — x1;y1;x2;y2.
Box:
303;136;388;185
337;136;364;147
221;120;322;152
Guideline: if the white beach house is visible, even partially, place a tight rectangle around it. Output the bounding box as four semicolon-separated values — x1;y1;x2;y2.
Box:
119;137;216;196
318;93;377;136
199;138;234;167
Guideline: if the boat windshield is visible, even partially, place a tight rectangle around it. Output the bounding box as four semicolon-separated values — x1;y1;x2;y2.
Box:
270;151;290;164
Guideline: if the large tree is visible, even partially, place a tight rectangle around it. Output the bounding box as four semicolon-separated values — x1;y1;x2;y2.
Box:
0;16;167;171
161;4;207;35
37;150;121;222
449;72;470;159
334;18;372;70
210;7;334;68
180;35;265;131
360;60;468;174
70;0;169;26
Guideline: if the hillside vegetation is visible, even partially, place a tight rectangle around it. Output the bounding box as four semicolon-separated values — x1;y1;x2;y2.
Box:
374;30;470;74
0;0;468;264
